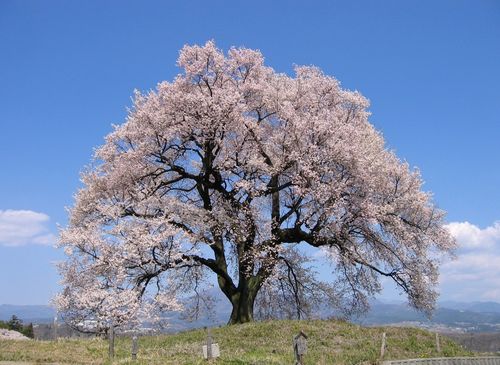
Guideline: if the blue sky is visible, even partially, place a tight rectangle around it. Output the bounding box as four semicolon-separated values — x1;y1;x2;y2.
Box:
0;0;499;305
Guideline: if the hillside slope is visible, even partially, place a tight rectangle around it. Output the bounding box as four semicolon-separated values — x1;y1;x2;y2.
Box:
0;320;473;365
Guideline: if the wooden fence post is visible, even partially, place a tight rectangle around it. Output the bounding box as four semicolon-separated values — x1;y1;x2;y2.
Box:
108;324;115;360
380;332;386;359
435;333;441;354
53;316;58;341
293;330;308;365
131;335;138;360
206;327;213;360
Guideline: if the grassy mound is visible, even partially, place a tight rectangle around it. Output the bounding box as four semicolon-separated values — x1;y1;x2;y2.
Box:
0;320;473;364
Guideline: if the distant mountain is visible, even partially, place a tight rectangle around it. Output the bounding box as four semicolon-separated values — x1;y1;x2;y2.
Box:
0;304;55;323
355;300;500;333
2;299;500;333
439;301;500;314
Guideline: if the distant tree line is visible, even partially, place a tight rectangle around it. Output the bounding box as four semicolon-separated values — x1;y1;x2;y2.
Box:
0;315;34;338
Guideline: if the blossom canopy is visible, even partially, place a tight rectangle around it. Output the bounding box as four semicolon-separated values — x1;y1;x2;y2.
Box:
56;41;455;327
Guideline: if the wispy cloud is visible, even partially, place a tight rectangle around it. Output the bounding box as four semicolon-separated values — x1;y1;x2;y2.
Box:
441;221;500;301
0;209;56;247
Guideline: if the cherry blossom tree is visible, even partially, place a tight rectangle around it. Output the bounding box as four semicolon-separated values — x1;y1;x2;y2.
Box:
55;41;455;326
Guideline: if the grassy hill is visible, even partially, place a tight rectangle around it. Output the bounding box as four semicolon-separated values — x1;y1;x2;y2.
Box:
0;320;474;365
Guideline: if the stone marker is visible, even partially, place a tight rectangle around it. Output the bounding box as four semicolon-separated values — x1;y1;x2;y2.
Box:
294;330;308;365
202;343;221;359
202;327;220;360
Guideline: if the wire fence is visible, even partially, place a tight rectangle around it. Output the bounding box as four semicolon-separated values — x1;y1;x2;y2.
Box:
382;356;500;365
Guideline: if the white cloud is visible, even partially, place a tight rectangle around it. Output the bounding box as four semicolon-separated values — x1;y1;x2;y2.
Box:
0;209;56;247
445;221;500;249
440;221;500;302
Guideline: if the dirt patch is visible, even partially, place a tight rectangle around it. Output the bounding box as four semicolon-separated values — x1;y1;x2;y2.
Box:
0;329;30;341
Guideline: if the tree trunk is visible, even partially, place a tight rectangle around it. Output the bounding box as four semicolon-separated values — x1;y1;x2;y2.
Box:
228;289;256;324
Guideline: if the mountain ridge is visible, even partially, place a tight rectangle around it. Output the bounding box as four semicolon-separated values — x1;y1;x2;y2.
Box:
2;300;500;333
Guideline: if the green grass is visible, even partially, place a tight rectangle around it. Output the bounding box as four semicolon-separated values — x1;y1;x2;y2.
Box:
0;320;474;365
